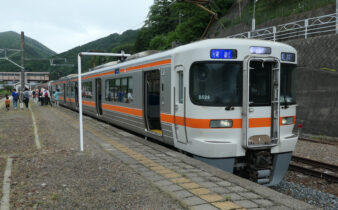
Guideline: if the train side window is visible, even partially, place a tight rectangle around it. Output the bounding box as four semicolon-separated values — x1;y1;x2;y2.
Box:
82;81;93;98
105;77;133;103
127;77;133;103
105;79;114;102
178;71;183;104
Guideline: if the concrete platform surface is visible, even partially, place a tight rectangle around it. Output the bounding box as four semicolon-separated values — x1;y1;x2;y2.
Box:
0;102;317;209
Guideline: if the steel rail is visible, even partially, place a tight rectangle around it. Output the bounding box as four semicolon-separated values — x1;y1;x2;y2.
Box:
298;138;337;146
289;164;338;183
289;156;338;182
292;156;338;172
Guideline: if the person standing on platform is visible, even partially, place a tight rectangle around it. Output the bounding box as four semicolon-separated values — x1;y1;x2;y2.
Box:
11;88;19;109
22;88;30;108
35;89;39;103
40;88;45;106
54;89;62;107
45;89;52;106
5;95;10;111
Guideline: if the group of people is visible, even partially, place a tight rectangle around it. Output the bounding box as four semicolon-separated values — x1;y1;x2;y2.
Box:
4;88;30;111
4;88;62;111
32;88;52;106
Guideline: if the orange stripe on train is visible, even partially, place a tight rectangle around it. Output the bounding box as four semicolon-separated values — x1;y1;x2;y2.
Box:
161;113;295;129
69;59;171;81
102;104;142;117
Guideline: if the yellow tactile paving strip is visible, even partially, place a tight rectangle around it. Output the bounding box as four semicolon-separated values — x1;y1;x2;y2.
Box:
54;109;244;210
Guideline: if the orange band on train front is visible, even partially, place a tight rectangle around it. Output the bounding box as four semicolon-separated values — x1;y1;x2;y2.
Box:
160;113;242;129
249;117;271;128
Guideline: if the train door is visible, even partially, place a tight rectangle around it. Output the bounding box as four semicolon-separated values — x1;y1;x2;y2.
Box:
174;66;187;143
63;84;66;103
75;83;79;108
242;57;280;148
144;70;162;134
95;78;103;115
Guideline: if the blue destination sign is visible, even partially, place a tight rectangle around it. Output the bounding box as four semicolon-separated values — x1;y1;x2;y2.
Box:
115;68;120;74
281;52;295;62
210;49;237;59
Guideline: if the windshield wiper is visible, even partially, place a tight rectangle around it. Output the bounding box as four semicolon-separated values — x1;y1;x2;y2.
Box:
225;105;234;111
282;94;289;109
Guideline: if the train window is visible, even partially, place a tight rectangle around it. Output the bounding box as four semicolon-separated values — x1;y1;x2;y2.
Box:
280;64;296;105
178;71;183;104
67;83;72;97
105;77;133;103
127;77;133;103
82;81;93;98
190;62;242;106
249;61;272;106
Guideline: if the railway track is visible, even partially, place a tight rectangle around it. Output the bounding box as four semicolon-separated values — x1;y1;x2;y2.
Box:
299;138;337;146
289;155;338;183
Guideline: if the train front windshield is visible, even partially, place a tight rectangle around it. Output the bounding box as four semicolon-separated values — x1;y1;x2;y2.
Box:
280;64;296;105
190;62;242;106
190;62;296;107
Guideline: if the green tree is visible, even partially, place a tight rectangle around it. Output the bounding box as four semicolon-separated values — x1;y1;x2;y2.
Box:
149;34;167;50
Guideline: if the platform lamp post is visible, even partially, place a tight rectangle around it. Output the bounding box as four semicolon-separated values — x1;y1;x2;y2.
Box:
77;52;130;151
252;0;259;31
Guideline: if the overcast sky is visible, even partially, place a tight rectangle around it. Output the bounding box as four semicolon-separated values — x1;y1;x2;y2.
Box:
1;0;154;53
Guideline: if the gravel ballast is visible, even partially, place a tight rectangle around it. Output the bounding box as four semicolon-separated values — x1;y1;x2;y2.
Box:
272;138;338;209
273;180;338;210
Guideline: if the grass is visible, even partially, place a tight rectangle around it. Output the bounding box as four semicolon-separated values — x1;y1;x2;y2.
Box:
320;67;336;72
0;89;11;98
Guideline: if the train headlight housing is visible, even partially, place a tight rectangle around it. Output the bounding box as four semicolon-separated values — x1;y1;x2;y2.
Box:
281;117;294;125
210;120;233;128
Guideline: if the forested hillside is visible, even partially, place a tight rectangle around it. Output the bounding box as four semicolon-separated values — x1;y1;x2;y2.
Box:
50;30;139;79
135;0;234;51
0;31;56;73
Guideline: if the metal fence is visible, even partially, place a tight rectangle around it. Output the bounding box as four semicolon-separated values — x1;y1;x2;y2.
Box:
228;12;338;41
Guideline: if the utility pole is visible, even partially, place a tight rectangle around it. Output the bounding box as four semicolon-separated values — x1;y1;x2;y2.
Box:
252;0;258;31
336;0;338;34
20;32;25;91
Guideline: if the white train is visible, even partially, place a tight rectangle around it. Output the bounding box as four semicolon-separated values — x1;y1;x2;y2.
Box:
49;38;298;186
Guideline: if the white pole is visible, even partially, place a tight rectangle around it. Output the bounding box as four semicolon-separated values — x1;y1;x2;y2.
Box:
336;0;338;34
76;51;130;152
77;53;84;152
252;0;256;31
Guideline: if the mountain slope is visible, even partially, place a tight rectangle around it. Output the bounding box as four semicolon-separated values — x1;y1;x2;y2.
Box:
51;29;139;78
0;31;56;73
58;29;138;58
0;31;56;58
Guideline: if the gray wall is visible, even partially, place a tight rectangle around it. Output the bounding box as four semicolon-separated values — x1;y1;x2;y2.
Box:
284;34;338;137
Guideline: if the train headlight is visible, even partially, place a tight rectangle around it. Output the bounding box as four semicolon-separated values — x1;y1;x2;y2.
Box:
281;117;294;125
210;120;233;128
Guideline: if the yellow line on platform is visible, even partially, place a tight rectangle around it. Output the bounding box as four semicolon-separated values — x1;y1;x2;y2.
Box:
29;106;42;150
53;108;244;210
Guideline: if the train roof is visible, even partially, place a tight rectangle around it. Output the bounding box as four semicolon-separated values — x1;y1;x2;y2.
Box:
64;38;296;80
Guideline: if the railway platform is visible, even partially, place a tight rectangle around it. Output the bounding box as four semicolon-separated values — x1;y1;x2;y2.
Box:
0;102;315;209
